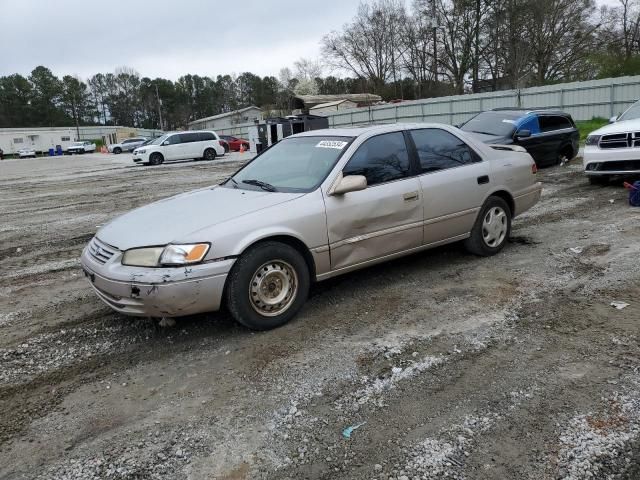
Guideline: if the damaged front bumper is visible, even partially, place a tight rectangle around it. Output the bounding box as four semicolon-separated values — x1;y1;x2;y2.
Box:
80;241;235;318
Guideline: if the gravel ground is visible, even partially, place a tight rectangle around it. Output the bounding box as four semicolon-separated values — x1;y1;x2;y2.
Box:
0;152;638;479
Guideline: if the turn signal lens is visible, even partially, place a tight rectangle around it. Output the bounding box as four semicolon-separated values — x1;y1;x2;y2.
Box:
159;243;210;265
532;163;538;174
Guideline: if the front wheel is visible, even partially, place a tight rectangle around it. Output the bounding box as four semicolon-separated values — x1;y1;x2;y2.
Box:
148;153;163;166
464;196;512;256
113;147;122;154
203;148;217;161
226;242;310;330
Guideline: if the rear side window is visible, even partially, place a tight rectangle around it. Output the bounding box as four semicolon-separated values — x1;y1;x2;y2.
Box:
198;132;216;141
343;132;410;186
179;132;200;143
410;129;480;173
539;115;572;132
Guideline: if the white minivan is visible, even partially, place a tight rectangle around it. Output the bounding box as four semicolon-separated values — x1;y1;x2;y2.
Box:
132;131;225;165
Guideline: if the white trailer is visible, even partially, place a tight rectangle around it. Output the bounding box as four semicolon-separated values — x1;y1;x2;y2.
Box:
0;128;76;155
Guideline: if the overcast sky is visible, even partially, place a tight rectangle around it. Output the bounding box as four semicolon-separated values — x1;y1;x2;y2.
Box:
0;0;621;82
0;0;362;81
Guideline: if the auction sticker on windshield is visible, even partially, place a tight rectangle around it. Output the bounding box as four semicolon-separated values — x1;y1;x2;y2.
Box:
316;140;348;149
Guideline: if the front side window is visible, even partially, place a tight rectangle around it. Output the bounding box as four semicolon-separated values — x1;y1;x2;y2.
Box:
342;132;410;186
166;134;181;145
229;136;353;193
410;128;479;173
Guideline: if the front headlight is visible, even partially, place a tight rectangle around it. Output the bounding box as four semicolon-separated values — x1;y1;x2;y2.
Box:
585;135;601;146
122;243;210;267
122;247;164;267
137;149;146;154
159;244;210;265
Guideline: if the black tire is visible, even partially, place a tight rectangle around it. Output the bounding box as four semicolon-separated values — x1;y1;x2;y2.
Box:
223;144;230;153
203;148;217;161
557;145;574;165
149;152;163;166
464;196;512;256
226;242;310;330
589;175;609;185
113;147;122;154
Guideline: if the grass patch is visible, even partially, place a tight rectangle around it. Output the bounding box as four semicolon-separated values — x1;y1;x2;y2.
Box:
575;117;609;143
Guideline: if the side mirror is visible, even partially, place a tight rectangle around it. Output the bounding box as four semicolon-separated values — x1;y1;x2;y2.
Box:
330;174;367;195
162;141;169;146
609;115;618;124
515;129;531;139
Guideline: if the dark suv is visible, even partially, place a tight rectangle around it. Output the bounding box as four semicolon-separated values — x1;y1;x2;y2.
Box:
460;108;579;167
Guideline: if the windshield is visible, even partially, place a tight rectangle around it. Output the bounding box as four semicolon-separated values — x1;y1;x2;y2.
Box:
461;112;521;137
228;136;353;193
149;134;169;145
618;101;640;121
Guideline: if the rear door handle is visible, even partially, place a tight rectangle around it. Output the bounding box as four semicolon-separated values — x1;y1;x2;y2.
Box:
477;175;490;185
403;191;420;202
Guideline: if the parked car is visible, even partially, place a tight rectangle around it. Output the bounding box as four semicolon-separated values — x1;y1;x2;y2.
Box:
81;123;541;330
583;117;640;184
17;148;36;158
108;137;148;154
460;108;579;167
220;135;250;152
67;141;97;154
608;99;640;123
132;131;225;165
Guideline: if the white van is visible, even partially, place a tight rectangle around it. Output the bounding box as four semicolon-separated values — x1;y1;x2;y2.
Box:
132;131;225;165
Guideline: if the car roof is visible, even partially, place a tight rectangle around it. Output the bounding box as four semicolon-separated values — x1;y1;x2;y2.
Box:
292;123;455;138
490;108;570;116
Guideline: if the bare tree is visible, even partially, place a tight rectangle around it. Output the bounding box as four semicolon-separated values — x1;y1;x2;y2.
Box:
322;0;406;93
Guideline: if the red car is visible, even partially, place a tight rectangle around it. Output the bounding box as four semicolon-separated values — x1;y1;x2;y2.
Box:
219;135;250;152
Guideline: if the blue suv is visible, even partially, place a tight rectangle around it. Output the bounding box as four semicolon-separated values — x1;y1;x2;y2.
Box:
460;108;579;167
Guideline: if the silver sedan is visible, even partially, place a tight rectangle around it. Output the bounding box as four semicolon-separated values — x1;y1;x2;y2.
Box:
80;124;542;329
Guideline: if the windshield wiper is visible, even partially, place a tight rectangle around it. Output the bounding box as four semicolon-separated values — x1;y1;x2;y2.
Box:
242;179;278;192
471;130;498;136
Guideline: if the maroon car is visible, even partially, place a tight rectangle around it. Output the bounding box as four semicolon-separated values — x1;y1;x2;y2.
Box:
219;135;250;152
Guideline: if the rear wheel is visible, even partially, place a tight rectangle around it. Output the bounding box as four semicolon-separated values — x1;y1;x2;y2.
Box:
226;242;310;330
204;148;217;161
464;196;511;256
113;147;122;154
557;145;574;165
149;153;163;166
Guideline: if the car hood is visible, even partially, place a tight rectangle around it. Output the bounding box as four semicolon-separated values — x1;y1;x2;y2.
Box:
97;186;303;250
464;131;512;144
591;118;640;135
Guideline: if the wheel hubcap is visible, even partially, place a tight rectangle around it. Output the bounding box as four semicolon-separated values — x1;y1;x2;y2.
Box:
249;260;298;317
482;206;507;248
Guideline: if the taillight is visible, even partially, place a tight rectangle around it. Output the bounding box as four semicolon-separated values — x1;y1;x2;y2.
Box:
219;141;225;147
531;163;538;174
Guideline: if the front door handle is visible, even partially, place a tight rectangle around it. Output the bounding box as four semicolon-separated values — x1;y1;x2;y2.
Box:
477;175;490;185
403;191;420;202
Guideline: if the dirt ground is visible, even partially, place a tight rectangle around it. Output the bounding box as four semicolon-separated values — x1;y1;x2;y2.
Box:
0;152;639;480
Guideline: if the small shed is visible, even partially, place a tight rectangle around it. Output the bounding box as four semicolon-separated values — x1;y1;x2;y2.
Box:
309;99;358;116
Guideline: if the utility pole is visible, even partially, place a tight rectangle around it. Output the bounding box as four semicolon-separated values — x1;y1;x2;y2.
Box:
73;92;80;141
431;0;438;85
155;84;164;131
